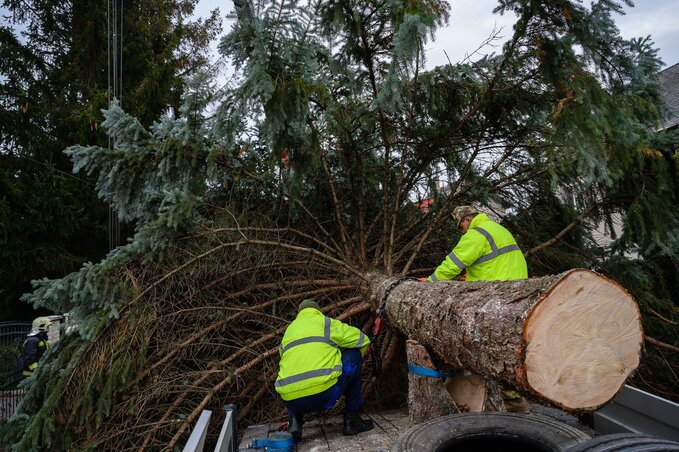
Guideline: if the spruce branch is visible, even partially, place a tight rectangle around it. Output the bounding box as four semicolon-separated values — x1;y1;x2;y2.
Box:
525;203;597;258
319;151;353;259
647;307;677;326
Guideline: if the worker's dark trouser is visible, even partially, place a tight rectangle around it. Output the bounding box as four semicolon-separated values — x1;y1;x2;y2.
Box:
284;349;364;418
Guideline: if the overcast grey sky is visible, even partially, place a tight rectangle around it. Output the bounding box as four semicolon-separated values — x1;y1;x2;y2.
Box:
428;0;679;68
196;0;679;71
2;1;676;76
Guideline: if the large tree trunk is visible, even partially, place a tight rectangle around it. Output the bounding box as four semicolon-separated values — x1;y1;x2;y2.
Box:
369;269;643;412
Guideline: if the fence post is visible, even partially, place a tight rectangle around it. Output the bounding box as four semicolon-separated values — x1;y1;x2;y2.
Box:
214;404;237;452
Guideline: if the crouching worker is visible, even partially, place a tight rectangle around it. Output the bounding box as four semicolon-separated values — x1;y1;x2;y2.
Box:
275;299;374;441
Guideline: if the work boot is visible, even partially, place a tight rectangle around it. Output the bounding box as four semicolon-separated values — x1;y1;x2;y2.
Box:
342;412;374;436
504;395;530;414
287;414;303;441
502;389;530;414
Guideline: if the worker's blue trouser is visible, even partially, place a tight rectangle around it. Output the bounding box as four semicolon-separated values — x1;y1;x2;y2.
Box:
283;349;364;419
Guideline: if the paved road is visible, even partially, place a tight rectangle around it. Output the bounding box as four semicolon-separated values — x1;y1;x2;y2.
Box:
240;403;595;451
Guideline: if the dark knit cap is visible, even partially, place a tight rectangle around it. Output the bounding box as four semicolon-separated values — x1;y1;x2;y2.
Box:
299;299;320;312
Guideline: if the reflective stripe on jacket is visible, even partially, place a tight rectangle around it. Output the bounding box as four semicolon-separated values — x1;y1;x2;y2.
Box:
275;308;370;401
429;213;528;282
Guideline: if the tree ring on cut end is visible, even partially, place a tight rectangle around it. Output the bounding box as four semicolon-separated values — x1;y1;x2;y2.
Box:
524;270;643;410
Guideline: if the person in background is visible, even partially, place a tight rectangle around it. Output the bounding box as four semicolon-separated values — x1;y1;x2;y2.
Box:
21;316;51;378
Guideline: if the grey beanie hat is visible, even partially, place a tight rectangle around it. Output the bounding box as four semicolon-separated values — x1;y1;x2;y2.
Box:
299;299;320;312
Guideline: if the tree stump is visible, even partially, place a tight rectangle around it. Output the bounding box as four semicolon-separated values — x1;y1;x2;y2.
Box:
405;339;460;423
371;269;643;412
406;340;499;418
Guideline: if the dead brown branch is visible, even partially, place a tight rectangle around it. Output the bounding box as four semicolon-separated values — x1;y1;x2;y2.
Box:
525;204;596;257
647;307;677;326
645;335;679;353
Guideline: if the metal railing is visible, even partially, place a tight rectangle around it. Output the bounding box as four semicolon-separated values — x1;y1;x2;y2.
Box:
0;322;31;384
183;405;238;452
0;321;31;419
593;385;679;441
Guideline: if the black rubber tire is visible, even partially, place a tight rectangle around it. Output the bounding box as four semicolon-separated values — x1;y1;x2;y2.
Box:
564;433;679;451
391;412;591;452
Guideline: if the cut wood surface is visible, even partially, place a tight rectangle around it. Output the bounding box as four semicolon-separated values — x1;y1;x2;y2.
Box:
444;375;486;413
370;269;643;412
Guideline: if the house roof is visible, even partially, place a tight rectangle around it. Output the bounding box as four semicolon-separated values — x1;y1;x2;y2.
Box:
658;62;679;131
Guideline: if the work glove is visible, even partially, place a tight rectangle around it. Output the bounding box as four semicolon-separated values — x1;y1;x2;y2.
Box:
417;277;428;282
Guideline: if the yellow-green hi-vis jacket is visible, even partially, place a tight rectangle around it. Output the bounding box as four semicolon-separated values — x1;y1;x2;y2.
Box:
275;308;370;401
429;213;528;282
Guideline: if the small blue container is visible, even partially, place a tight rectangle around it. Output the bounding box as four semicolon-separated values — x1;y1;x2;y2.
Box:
250;431;295;452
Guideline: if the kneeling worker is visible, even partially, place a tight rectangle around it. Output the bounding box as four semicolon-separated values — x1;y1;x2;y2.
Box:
275;299;374;440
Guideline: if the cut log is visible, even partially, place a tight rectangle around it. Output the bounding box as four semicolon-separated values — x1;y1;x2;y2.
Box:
370;269;643;412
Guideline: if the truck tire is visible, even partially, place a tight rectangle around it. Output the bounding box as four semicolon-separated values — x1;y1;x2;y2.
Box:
391;412;591;452
565;433;679;451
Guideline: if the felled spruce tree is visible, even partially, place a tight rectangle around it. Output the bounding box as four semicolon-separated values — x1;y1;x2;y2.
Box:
0;75;245;450
2;0;677;450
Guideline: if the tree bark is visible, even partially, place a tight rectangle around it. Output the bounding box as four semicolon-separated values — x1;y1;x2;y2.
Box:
405;339;461;423
369;269;643;412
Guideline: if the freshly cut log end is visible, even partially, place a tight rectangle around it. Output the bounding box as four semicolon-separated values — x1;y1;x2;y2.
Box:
524;269;643;411
372;268;643;412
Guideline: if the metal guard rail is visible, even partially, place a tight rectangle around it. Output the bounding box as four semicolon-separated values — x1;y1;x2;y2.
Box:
183;404;237;452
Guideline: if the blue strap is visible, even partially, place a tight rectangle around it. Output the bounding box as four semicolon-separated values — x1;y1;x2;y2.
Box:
408;364;461;378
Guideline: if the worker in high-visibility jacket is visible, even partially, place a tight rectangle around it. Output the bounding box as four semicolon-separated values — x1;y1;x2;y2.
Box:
275;299;374;440
21;317;51;378
428;205;528;282
427;206;530;412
